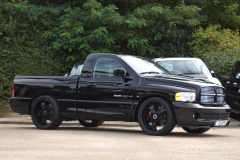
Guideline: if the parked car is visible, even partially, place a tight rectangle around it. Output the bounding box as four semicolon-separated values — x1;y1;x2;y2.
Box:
9;53;231;136
152;57;222;85
219;61;240;116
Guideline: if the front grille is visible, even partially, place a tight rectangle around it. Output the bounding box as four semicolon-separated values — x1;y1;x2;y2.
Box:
203;113;229;120
200;87;225;105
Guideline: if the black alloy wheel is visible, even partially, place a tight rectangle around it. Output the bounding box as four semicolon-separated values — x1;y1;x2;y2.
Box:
182;127;210;134
138;97;176;136
78;119;104;127
31;96;62;129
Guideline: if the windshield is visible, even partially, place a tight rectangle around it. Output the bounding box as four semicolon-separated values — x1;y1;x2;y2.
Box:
156;59;211;76
121;56;169;75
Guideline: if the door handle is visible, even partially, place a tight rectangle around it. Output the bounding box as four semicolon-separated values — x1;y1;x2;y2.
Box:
233;82;237;86
87;84;97;87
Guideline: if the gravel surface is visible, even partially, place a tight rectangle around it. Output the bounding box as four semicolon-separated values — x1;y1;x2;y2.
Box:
1;116;240;160
1;103;240;160
1;113;240;127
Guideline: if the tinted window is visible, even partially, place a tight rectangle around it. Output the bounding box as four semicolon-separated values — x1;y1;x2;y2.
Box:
93;57;124;78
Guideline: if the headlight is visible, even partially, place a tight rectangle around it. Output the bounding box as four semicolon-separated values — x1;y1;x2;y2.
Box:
175;92;196;102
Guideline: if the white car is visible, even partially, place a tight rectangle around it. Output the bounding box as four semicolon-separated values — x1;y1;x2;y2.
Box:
152;57;222;85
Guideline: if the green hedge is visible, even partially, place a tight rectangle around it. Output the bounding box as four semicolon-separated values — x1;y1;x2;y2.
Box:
1;0;240;98
0;40;69;98
202;50;240;78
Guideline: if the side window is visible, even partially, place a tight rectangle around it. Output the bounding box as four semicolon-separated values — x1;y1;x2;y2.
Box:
93;57;124;78
70;64;83;76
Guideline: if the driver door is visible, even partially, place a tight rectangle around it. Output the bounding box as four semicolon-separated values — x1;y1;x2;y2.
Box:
83;56;138;121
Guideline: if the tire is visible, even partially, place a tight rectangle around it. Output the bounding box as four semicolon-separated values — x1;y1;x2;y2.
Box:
182;127;210;134
138;97;176;136
78;119;104;127
31;96;63;129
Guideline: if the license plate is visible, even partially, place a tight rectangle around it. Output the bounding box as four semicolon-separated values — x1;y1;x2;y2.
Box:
214;120;228;126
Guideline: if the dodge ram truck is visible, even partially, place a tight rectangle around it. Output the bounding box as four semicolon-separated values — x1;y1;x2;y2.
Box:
9;53;231;136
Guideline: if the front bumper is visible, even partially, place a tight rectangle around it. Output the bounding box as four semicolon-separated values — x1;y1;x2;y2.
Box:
172;102;231;128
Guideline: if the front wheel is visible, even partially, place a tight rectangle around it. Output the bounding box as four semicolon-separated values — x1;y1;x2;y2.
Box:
78;119;104;127
31;96;62;129
138;97;176;136
182;127;210;134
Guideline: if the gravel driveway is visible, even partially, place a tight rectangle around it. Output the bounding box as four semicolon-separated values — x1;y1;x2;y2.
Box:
1;114;240;160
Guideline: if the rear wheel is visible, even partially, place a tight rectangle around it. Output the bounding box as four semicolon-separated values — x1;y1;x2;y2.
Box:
78;119;104;127
182;127;210;134
138;97;176;136
31;96;62;129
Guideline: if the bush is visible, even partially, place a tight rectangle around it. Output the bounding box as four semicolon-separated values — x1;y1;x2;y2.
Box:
189;25;240;57
0;41;69;98
202;50;240;78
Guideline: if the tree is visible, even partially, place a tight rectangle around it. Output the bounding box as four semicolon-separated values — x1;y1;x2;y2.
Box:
185;0;240;30
189;25;240;57
0;0;207;98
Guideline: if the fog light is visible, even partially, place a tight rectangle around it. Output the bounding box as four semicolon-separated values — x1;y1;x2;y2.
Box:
193;113;200;119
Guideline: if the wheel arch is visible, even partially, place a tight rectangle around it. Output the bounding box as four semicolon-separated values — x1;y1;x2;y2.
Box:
29;92;59;113
134;95;177;123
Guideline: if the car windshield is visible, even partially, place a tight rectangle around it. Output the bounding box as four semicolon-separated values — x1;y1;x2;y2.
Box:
121;56;169;75
156;59;211;76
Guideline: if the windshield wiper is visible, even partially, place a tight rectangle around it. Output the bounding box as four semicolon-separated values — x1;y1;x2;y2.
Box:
140;71;160;74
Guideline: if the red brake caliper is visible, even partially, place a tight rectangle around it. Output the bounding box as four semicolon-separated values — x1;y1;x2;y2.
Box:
148;111;152;116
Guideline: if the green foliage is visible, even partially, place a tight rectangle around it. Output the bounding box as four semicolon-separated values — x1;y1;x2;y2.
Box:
0;40;67;97
189;25;240;77
189;25;240;57
0;0;69;98
202;50;240;78
185;0;240;30
42;0;205;59
1;0;240;98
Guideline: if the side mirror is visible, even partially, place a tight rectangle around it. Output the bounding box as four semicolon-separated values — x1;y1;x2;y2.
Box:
113;68;126;77
64;74;69;77
210;70;215;77
113;68;133;82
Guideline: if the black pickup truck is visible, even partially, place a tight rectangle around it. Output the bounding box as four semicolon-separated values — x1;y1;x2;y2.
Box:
219;61;240;117
9;53;231;136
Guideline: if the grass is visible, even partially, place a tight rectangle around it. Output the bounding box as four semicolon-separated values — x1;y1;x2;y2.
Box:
0;99;9;118
0;106;8;118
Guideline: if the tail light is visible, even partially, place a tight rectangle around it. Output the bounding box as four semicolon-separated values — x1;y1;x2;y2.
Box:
11;82;15;97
